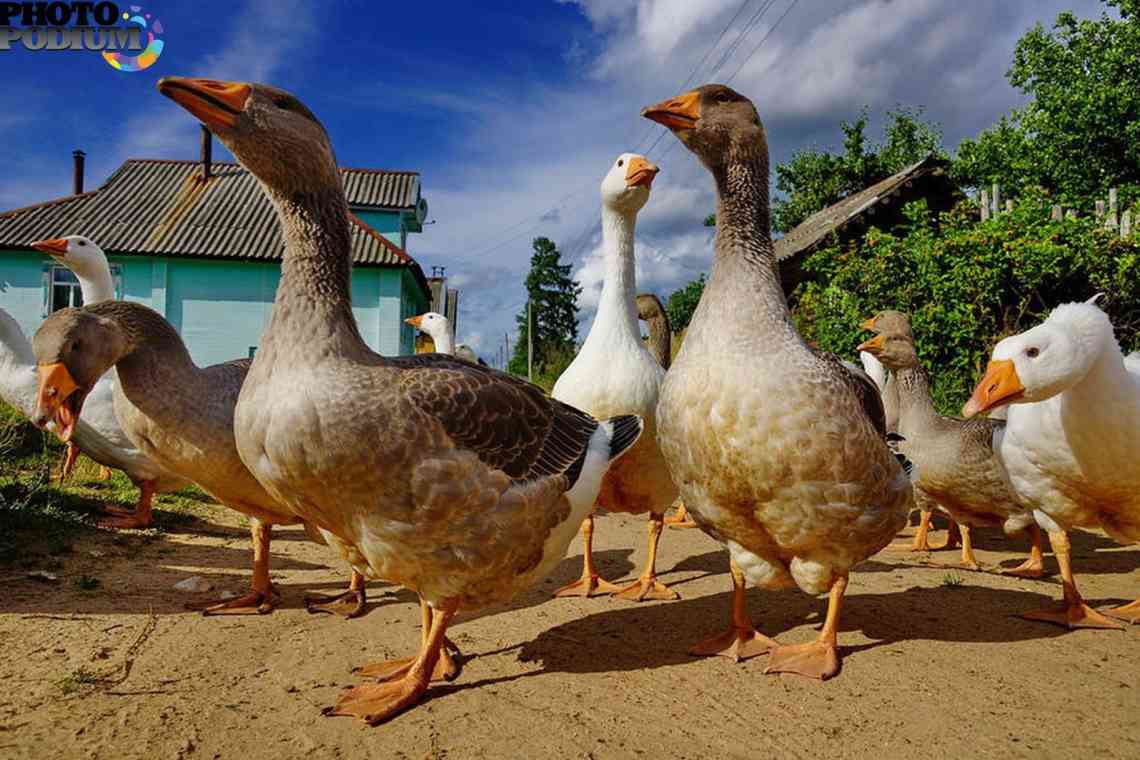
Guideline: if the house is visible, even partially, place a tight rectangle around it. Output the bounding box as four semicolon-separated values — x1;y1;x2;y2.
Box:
774;156;960;294
0;134;431;365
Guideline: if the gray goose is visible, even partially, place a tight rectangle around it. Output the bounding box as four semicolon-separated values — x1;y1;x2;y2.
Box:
858;312;1044;577
32;300;368;617
157;76;642;725
645;84;912;679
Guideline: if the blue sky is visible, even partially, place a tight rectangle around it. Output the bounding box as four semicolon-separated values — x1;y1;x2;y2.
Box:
0;0;1111;357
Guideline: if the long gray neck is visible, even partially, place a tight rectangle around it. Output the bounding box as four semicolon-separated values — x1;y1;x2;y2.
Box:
894;362;939;431
263;186;367;357
88;301;197;380
692;143;795;350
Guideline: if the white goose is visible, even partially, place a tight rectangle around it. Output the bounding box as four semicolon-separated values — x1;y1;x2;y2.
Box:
964;298;1140;627
406;312;456;356
550;153;681;602
1;237;187;526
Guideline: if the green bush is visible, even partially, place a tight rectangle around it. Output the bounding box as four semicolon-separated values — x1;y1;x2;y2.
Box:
792;192;1140;414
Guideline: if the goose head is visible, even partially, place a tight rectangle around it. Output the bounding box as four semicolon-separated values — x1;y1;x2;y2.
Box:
963;301;1115;417
405;311;451;344
635;293;666;323
32;235;109;282
601;153;658;214
858;330;919;373
157;77;339;196
860;309;913;339
641;84;765;171
30;308;126;442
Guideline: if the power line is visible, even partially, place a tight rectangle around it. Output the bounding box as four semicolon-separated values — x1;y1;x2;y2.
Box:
725;0;799;84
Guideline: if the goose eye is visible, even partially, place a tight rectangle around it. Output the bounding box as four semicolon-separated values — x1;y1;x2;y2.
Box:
71;339;81;352
77;240;86;247
1026;347;1040;358
617;160;624;167
274;96;291;110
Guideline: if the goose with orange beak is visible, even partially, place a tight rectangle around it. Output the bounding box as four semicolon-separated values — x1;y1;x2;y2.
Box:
551;152;680;604
646;85;912;679
964;297;1140;627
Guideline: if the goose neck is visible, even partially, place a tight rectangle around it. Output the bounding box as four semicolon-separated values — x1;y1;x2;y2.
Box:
591;204;640;340
894;363;938;429
77;257;115;304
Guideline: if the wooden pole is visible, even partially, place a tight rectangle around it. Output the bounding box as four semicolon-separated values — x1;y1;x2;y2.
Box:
1109;188;1119;228
1121;210;1132;239
991;183;1001;216
1096;200;1106;219
527;300;534;383
1051;204;1063;221
980;189;990;221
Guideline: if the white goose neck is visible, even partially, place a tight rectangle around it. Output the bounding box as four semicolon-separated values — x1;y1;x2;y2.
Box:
1062;342;1136;418
587;204;640;347
432;329;455;356
76;257;115;305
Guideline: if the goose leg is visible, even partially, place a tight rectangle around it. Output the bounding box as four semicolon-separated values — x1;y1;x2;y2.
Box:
765;574;846;680
614;512;680;601
1021;530;1123;630
665;502;697;530
940;521;962;550
353;597;461;683
58;442;80;483
891;509;935;551
97;480;155;530
305;570;368;618
552;514;622;597
193;519;279;615
689;558;776;661
1001;524;1046;578
957;524;981;571
328;598;460;725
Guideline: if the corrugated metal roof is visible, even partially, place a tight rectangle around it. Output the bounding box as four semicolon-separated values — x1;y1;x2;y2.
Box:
0;159;430;299
774;156;954;263
340;166;420;209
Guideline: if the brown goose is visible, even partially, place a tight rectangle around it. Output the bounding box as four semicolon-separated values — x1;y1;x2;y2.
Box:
645;84;911;679
858;312;1044;577
157;76;643;725
636;293;696;531
31;300;368;617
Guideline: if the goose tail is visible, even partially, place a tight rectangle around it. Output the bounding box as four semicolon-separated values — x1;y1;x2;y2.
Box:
601;415;644;463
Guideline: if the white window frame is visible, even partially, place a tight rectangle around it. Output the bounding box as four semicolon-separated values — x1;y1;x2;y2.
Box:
43;264;123;315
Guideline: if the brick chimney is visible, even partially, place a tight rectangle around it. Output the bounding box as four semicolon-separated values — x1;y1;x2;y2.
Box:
200;125;212;180
72;149;85;194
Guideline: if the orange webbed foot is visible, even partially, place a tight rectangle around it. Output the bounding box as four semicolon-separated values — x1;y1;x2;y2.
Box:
304;588;367;618
689;625;776;662
612;574;680;602
97;512;153;530
323;676;426;726
764;640;840;680
1000;557;1046;579
1101;600;1140;625
190;586;280;616
552;573;623;598
1021;601;1125;630
354;641;460;683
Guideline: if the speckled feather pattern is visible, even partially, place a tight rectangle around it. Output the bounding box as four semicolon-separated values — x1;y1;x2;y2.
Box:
82;302;302;526
655;146;910;596
892;364;1029;531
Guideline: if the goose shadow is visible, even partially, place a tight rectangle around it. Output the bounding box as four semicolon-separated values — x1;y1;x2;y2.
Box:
444;582;1081;690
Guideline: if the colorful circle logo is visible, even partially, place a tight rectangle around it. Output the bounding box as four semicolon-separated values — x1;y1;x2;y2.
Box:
102;6;164;72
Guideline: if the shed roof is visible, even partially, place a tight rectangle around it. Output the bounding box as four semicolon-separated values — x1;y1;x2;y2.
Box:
773;155;955;263
0;159;429;299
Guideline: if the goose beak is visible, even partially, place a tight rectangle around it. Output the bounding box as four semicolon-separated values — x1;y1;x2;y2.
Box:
963;359;1024;418
32;238;69;261
642;90;701;131
405;315;424;329
34;362;86;443
860;316;877;332
625;156;659;188
157;77;251;131
857;333;885;354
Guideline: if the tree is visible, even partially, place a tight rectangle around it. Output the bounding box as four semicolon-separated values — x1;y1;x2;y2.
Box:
665;273;706;332
952;0;1140;205
773;107;946;233
508;237;582;380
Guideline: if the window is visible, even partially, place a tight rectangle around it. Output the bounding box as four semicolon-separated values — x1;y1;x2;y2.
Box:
49;267;83;312
248;346;257;358
45;264;123;314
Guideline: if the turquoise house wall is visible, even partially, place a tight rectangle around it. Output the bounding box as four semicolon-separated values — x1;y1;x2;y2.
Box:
1;248;417;366
353;209;407;250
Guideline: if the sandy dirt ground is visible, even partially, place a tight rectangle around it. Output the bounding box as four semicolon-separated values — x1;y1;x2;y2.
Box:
1;503;1138;760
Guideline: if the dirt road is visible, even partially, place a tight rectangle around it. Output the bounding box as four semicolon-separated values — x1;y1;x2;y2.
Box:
1;505;1137;759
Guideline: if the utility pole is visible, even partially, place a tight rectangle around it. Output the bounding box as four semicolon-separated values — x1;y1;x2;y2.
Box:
527;299;534;382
